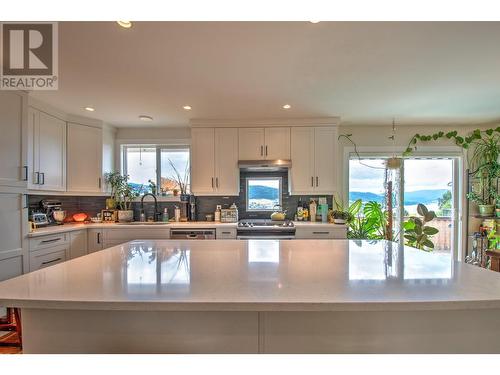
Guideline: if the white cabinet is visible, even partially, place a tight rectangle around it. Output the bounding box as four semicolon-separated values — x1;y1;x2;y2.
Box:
69;230;88;259
191;128;239;196
295;226;347;239
238;128;265;160
28;107;66;191
87;229;104;253
29;232;69;271
264;128;290;160
0;92;28;189
238;127;290;160
0;193;26;281
67;123;103;193
290;127;337;195
216;227;237;239
102;228;170;248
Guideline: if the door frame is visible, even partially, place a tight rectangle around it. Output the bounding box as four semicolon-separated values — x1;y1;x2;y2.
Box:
344;146;464;261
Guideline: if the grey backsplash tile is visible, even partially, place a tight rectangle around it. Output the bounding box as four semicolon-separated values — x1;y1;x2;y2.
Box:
29;171;332;222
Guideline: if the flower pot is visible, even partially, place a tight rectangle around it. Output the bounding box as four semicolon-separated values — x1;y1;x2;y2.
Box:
478;204;495;217
117;210;134;222
105;198;116;210
334;218;346;224
180;194;190;202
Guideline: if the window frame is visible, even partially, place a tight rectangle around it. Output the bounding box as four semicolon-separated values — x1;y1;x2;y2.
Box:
245;176;282;212
122;144;190;195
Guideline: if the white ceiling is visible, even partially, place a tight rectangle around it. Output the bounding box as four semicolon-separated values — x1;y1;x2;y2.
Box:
31;21;500;128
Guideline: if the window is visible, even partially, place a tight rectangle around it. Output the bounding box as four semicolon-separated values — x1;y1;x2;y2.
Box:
122;145;190;195
246;177;281;211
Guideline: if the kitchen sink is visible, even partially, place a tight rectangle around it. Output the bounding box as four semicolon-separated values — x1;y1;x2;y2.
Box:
115;222;170;226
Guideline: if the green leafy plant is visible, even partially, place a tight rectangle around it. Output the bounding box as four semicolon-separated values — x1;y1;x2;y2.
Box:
347;200;389;240
332;195;359;223
104;172;124;202
403;204;439;251
117;176;140;211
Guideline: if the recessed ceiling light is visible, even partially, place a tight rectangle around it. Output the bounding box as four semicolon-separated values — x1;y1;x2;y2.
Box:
183;105;192;110
139;115;153;122
84;106;95;112
309;20;321;24
282;104;291;109
117;21;132;29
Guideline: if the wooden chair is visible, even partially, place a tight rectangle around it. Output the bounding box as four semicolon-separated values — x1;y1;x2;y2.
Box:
0;308;22;347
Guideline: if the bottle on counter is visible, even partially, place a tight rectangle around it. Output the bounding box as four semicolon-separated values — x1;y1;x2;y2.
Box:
162;207;169;222
174;206;181;222
309;199;317;222
297;198;304;221
214;205;221;222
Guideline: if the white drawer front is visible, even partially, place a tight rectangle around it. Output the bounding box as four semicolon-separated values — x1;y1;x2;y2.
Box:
295;227;347;239
29;247;68;271
30;233;69;252
103;228;170;241
216;227;237;239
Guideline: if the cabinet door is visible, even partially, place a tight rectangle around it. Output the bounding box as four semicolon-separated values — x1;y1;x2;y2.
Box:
191;128;215;195
0;193;25;281
67;123;102;193
38;112;66;191
87;229;104;253
238;128;265;160
69;230;88;259
215;128;239;195
264;127;290;160
290;127;315;194
314;127;336;194
0;92;27;188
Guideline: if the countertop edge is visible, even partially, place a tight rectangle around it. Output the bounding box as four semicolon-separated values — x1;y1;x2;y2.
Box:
4;299;500;312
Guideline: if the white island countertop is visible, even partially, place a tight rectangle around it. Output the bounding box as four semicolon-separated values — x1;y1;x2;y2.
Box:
2;239;500;312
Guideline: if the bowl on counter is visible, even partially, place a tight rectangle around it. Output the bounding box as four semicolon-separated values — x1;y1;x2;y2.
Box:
53;210;66;224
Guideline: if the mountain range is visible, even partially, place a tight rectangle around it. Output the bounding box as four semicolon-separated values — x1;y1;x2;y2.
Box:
349;189;449;205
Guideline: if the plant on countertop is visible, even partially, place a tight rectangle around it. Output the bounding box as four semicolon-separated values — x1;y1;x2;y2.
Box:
403;203;439;251
103;171;124;208
117;176;140;211
332;195;358;223
168;159;190;195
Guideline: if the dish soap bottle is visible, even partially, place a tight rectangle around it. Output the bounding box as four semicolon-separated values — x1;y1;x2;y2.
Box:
162;207;169;222
214;205;221;222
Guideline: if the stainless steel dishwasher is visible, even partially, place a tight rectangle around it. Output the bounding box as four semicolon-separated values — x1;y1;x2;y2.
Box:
170;228;216;240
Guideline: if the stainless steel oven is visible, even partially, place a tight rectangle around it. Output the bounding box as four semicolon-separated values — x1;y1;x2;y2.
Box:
236;219;295;240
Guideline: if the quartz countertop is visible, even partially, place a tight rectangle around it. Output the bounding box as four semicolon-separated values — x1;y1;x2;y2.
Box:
27;220;345;237
28;221;238;237
2;239;500;312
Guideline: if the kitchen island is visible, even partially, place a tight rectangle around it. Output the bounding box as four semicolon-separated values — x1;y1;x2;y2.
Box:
1;239;500;353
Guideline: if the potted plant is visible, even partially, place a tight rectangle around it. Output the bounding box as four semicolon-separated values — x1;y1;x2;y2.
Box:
332;195;356;224
117;175;138;222
467;187;497;217
168;159;190;200
103;171;123;209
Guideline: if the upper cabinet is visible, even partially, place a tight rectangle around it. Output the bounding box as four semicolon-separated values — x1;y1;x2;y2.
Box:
238;127;290;160
28;107;66;191
191;127;239;196
0;92;28;189
67;123;103;193
290;126;337;195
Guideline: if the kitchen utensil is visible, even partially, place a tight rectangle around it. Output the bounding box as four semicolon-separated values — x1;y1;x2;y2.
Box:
53;210;66;224
270;205;287;221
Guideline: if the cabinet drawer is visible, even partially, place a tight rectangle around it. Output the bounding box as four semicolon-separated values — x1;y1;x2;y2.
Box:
216;227;237;239
30;233;69;252
29;246;68;271
295;227;347;239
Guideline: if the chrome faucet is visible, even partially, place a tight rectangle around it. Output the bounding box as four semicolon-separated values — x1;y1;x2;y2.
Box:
140;193;159;222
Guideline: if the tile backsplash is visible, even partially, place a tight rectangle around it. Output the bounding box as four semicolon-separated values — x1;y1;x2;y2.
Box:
29;171;332;222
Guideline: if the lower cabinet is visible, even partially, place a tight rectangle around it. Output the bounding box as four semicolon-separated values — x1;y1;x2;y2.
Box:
295;226;347;239
69;230;88;259
29;232;69;271
87;229;104;253
102;228;170;248
216;227;237;239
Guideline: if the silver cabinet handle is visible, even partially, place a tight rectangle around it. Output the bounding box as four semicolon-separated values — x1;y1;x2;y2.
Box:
260;145;263;156
41;258;62;266
316;176;319;187
97;232;101;244
313;231;330;235
35;172;40;184
311;177;314;187
40;238;61;244
211;177;214;188
23;166;28;181
265;145;268;156
40;172;45;185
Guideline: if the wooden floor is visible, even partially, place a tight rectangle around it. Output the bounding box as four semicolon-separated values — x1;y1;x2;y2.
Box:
0;332;22;354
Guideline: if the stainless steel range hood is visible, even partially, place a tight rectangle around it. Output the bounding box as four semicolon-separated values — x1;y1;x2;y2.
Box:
238;159;292;172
